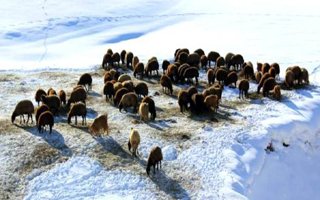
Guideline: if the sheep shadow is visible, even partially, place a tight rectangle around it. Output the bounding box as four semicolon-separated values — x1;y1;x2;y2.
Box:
87;108;98;119
281;96;304;116
149;171;190;200
94;136;132;160
146;119;172;131
20;125;72;157
88;90;102;97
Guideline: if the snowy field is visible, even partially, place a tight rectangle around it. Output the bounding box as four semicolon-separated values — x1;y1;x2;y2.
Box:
1;0;320;199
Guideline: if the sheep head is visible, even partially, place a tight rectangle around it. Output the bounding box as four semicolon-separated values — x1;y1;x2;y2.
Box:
11;112;16;123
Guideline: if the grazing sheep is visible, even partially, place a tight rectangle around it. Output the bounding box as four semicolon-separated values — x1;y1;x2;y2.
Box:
73;84;85;91
125;52;134;69
128;128;140;157
257;73;271;93
103;81;115;101
175;48;189;62
207;68;215;85
225;52;235;68
207;51;220;67
102;53;112;69
89;114;109;137
58;90;66;105
41;95;61;115
225;71;238;87
187;53;200;67
47;88;57;96
145;57;159;77
204;94;219;112
216;56;226;67
178;89;189;113
178;52;189;64
238;79;250;99
139;102;149;121
182;67;199;84
262;77;276;97
132;56;139;69
255;71;262;84
120;50;126;65
262;63;271;74
122;80;135;92
11;100;34;124
229;54;244;71
111;52;120;67
202;83;223;100
257;62;263;72
200;55;208;68
113;87;129;107
285;70;295;88
300;68;309;85
162;59;170;74
178;63;190;82
78;73;92;91
134;82;148;98
272;85;281;101
271;63;280;78
166;63;178;82
35;89;47;106
146;146;163;175
187;86;198;99
243;62;254;79
190;93;205;114
160;75;173;95
119;92;138;113
133;62;145;79
38;111;54;134
118;74;131;83
113;81;123;93
104;71;113;83
291;66;302;85
215;68;228;85
35;104;50;125
142;96;156;120
269;67;276;78
67;87;87;107
106;48;113;55
194;48;205;57
68;102;87;125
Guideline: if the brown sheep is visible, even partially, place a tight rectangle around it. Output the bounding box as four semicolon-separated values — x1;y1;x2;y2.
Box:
216;56;226;67
291;66;302;85
255;71;262;84
78;73;92;91
35;104;49;125
106;48;113;55
89;114;109;137
111;52;120;67
125;52;134;69
132;56;139;69
271;63;280;78
122;80;135;92
142;96;156;120
183;67;199;84
102;53;112;69
162;59;170;74
119;92;138;113
202;83;223;99
58;90;66;105
117;74;131;83
194;48;205;57
190;93;205;114
134;82;148;98
257;62;263;72
207;68;215;85
11;100;34;124
35;89;47;106
133;62;144;79
160;75;173;95
225;52;235;68
200;55;208;68
113;82;123;93
187;86;198;99
257;73;271;93
47;88;57;96
285;70;295;88
187;53;200;67
128;128;140;157
243;62;254;79
38;111;54;134
103;81;115;101
229;54;244;71
145;57;159;77
178;89;189;113
178;63;190;82
300;68;309;85
67;87;87;107
225;71;238;87
204;94;219;112
139;102;149;121
120;50;126;65
207;51;220;67
175;48;189;62
103;71;113;83
41;95;61;115
68;102;87;125
269;67;276;78
166;63;178;82
113;87;129;107
215;68;228;85
146;146;163;175
178;52;189;64
262;63;270;74
238;79;250;99
262;77;276;97
272;85;281;101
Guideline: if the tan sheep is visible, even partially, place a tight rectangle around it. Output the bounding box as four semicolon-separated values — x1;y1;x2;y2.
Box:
160;75;173;95
119;92;138;113
132;56;139;69
272;85;281;101
11;100;34;124
47;88;57;96
128;128;140;157
146;146;163;175
89;114;109;137
118;74;131;83
204;94;219;113
139;102;149;121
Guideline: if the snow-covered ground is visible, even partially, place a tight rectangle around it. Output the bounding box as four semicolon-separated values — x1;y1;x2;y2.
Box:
1;0;320;199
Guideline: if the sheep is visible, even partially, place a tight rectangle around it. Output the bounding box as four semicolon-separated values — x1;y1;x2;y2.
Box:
262;77;276;97
238;79;250;99
285;70;295;88
38;111;54;134
225;71;238;87
190;93;205;114
269;67;276;78
257;62;263;72
182;67;199;84
207;51;220;67
225;52;234;68
132;56;139;69
102;53;112;69
207;68;215;85
272;85;281;101
125;52;134;69
133;62;144;79
142;96;156;120
255;71;262;84
119;92;138;113
120;50;126;65
271;63;280;78
11;100;34;124
243;62;254;79
145;57;159;77
103;81;115;101
178;63;190;82
134;82;148;98
104;71;113;83
111;52;120;67
41;95;61;115
58;90;66;105
118;74;131;83
187;53;200;67
113;81;123;93
73;84;85;91
200;55;208;68
35;104;50;125
229;54;244;71
257;73;271;93
67;87;87;107
162;59;170;74
106;48;113;55
187;86;198;100
89;114;109;137
194;48;205;57
67;102;87;125
262;63;271;74
47;88;57;96
78;73;92;91
35;89;47;106
300;68;309;85
113;87;129;107
122;80;135;92
202;83;223;100
128;128;140;157
175;48;189;62
178;89;189;113
291;66;302;85
166;63;179;82
215;68;228;85
160;75;173;95
178;52;189;64
146;146;163;175
204;94;219;112
139;102;149;121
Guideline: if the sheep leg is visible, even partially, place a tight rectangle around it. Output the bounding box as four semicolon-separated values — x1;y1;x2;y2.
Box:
75;116;78;125
49;125;52;134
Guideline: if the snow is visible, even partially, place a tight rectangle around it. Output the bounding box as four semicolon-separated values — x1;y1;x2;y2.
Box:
1;0;320;199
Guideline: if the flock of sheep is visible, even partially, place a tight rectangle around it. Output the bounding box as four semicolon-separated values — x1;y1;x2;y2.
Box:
11;47;310;176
